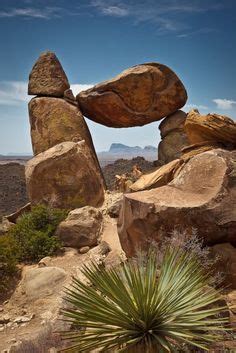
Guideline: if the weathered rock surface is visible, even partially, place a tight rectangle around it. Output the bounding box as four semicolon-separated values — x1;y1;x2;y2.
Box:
130;158;183;191
185;110;236;147
118;149;236;257
22;267;67;300
28;97;96;156
56;206;103;248
77;63;187;127
28;51;69;97
25;141;105;209
158;110;189;163
211;243;236;289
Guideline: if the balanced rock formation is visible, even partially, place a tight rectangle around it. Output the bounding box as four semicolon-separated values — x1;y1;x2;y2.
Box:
185;110;236;147
158;110;189;163
118;149;236;257
77;63;187;127
25;141;104;209
29;97;96;156
56;206;103;248
28;51;69;97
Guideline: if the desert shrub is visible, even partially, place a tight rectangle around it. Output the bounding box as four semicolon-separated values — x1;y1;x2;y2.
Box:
8;204;67;263
0;234;18;294
62;246;229;352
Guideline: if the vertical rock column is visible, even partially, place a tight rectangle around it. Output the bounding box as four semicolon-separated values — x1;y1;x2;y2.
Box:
26;51;105;208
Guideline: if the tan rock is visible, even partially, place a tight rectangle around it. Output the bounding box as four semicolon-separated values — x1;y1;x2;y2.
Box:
29;97;96;156
118;149;236;257
77;63;187;127
130;159;183;191
185;110;236;147
56;206;103;248
159;110;187;138
211;243;236;289
28;51;69;97
158;131;189;164
25;141;105;209
22;266;67;300
158;110;189;163
6;203;31;223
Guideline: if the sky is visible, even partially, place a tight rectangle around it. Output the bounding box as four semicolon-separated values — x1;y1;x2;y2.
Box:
0;0;235;154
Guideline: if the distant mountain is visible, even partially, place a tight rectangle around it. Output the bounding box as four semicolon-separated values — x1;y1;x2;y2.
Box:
98;143;157;167
108;143;157;154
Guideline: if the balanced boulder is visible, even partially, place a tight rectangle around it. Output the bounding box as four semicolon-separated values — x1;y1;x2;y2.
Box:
28;97;96;156
56;206;103;248
25;141;105;209
28;51;69;97
118;149;236;257
77;63;187;127
158;110;189;163
185;110;236;147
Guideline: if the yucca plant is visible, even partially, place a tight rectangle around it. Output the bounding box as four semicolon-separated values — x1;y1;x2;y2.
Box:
61;247;229;352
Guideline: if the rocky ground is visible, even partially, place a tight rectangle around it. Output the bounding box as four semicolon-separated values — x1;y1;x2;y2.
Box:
0;192;124;352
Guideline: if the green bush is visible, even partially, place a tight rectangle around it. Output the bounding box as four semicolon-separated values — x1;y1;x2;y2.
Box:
0;234;18;293
8;204;68;263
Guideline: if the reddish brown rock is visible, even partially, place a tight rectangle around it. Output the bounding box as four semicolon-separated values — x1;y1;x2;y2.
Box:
25;141;105;209
56;206;103;248
158;110;189;163
29;97;96;156
118;149;236;257
28;51;69;97
185;110;236;147
77;63;187;127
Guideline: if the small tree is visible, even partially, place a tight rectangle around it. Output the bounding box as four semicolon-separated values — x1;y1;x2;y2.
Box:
61;247;229;352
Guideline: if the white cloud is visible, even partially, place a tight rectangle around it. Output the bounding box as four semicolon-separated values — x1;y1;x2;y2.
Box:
213;98;236;110
0;81;28;105
71;84;94;96
0;81;94;106
90;0;223;34
184;103;209;112
102;6;128;17
0;7;63;19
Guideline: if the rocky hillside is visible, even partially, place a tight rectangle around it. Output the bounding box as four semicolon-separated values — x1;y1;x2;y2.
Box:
0;163;28;218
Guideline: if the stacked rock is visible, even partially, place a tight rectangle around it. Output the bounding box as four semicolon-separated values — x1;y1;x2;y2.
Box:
26;52;105;209
158;110;189;164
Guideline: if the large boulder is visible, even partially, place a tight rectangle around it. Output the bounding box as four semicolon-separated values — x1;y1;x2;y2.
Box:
185;110;236;147
28;97;96;156
77;63;187;127
158;110;189;164
56;206;103;248
28;51;69;97
118;149;236;257
25;141;105;209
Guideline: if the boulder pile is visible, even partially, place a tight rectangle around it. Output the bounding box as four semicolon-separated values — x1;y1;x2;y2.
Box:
26;51;105;209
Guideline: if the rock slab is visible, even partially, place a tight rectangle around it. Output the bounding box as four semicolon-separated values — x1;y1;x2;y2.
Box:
25;141;105;209
56;206;103;248
28;51;69;97
185;110;236;147
118;149;236;257
77;63;187;127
